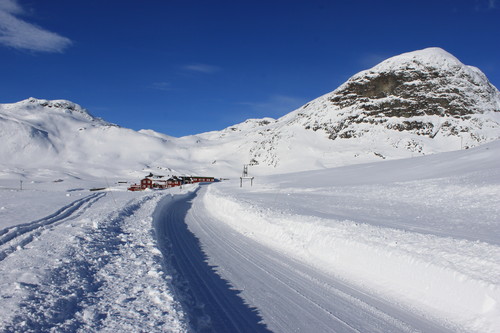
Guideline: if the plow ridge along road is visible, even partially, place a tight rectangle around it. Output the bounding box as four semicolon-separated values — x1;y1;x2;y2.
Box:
153;186;453;333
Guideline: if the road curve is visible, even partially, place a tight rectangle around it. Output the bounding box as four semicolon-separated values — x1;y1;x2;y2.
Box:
154;187;453;333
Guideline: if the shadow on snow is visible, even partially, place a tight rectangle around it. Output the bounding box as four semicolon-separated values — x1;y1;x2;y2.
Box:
155;188;271;333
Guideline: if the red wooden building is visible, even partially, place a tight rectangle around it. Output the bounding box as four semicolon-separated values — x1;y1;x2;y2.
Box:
141;177;153;189
128;175;215;191
167;177;182;187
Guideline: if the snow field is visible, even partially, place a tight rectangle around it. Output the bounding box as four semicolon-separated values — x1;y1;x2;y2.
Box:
204;184;500;333
0;187;82;229
0;188;191;332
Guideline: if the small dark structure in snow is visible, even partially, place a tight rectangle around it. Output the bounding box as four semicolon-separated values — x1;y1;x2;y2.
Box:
181;176;216;184
128;184;142;191
240;164;254;187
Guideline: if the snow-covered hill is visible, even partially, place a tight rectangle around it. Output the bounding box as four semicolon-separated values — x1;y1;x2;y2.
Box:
180;48;500;175
0;98;189;181
233;47;500;171
1;48;499;181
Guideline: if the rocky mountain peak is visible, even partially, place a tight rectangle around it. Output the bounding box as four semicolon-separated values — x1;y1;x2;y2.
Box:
286;47;500;144
242;48;500;169
328;47;500;117
15;97;101;122
367;47;464;73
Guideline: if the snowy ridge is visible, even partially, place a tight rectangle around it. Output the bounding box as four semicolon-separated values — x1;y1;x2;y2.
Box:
0;98;202;179
361;47;481;81
2;97;101;123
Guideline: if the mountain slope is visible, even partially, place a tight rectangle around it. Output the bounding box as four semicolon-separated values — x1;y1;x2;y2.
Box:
239;47;500;171
1;48;499;180
0;98;186;179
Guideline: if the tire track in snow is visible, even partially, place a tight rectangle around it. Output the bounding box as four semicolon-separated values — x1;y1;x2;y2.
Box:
180;187;455;333
0;192;106;262
1;193;164;332
209;226;362;333
154;190;272;333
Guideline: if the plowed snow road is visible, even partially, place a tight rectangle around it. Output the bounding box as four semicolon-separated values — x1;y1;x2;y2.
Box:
154;187;453;333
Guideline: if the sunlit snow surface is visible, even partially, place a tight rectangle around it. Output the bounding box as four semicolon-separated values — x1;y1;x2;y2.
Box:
0;141;499;332
202;141;500;332
0;183;189;331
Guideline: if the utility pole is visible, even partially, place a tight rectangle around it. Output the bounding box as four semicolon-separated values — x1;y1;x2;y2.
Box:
20;180;23;191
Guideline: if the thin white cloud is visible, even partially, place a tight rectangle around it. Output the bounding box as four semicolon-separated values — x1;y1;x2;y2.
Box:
474;0;498;10
0;0;72;52
359;53;391;69
0;0;22;14
151;81;172;91
183;63;220;74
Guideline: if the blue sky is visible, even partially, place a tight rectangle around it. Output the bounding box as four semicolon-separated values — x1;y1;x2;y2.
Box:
1;0;499;137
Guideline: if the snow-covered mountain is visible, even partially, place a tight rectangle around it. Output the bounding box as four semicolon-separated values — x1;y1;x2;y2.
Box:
0;98;185;179
1;47;499;180
228;47;500;171
177;47;500;174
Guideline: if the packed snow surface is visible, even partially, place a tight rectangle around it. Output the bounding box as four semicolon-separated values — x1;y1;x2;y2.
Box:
202;141;500;332
0;184;191;331
1;140;499;332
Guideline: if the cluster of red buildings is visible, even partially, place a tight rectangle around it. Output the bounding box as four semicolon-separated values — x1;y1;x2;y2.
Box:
128;175;215;191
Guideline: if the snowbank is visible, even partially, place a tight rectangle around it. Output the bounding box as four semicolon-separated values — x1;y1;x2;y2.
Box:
204;185;500;333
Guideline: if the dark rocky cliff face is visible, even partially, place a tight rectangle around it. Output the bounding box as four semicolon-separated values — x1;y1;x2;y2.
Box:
330;67;498;118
